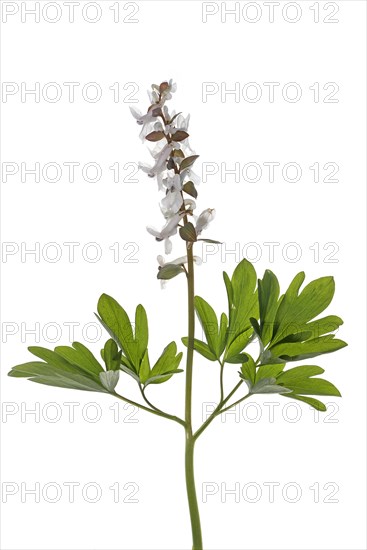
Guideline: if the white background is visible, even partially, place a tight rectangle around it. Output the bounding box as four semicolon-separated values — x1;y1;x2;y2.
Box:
1;1;366;549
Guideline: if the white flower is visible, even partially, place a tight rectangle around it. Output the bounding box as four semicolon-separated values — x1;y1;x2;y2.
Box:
165;239;173;254
159;172;184;217
166;172;182;191
160;79;177;101
147;212;184;254
195;208;216;235
148;88;160;104
174;113;196;154
185;168;200;186
129;106;144;124
160;188;183;218
99;370;120;392
183;198;196;214
129;105;160;126
129;105;162;141
138;143;174;178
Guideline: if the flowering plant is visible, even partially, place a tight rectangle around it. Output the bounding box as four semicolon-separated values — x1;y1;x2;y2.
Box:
8;80;347;550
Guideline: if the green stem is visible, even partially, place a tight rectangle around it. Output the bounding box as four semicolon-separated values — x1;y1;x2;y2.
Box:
193;380;244;441
184;243;203;550
114;392;185;427
219;360;224;402
219;392;251;414
138;385;186;427
185;432;202;550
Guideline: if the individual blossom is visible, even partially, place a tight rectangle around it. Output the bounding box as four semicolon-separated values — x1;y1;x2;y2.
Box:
160;187;183;218
129;105;162;141
147;212;185;254
195;208;216;235
138;143;174;178
152;79;177;101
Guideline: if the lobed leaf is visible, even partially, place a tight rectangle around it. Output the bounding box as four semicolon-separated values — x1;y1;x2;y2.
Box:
182;337;217;361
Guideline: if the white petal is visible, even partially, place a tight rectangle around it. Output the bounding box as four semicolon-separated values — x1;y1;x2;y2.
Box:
146;226;161;239
161;189;183;217
161;213;182;237
193;256;203;266
196;208;216;235
157;172;165;190
138;162;155;177
170;255;188;265
129;106;143;123
184;199;196;210
188;169;201;186
154;121;164;132
165;238;172;254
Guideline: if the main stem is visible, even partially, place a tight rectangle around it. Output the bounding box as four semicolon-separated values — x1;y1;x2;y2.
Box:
184;243;203;550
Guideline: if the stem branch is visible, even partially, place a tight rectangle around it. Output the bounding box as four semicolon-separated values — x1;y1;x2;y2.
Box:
114;391;185;427
193;380;246;441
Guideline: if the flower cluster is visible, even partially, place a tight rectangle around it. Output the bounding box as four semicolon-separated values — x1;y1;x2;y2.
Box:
130;80;216;277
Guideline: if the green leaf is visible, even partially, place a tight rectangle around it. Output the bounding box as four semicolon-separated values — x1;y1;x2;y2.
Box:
145;369;183;386
157;263;185;280
250;317;261;338
274;315;343;344
223;271;234;318
277;365;325;384
28;346;75;371
250;377;292;394
225;328;253;361
151;342;182;377
281;393;327;412
102;339;121;371
240;354;256;385
194;296;219;357
258;270;280;347
226;353;252;364
8;361;47;378
8;360;108;393
276;364;341;409
272;274;336;345
256;363;285;383
227;259;258;346
135;304;148;362
179;222;197;242
180;155;199;171
139;350;151;384
182;337;217;361
279;377;341;397
218;313;228;356
97;294;135;365
183;181;198;198
270;336;347;361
